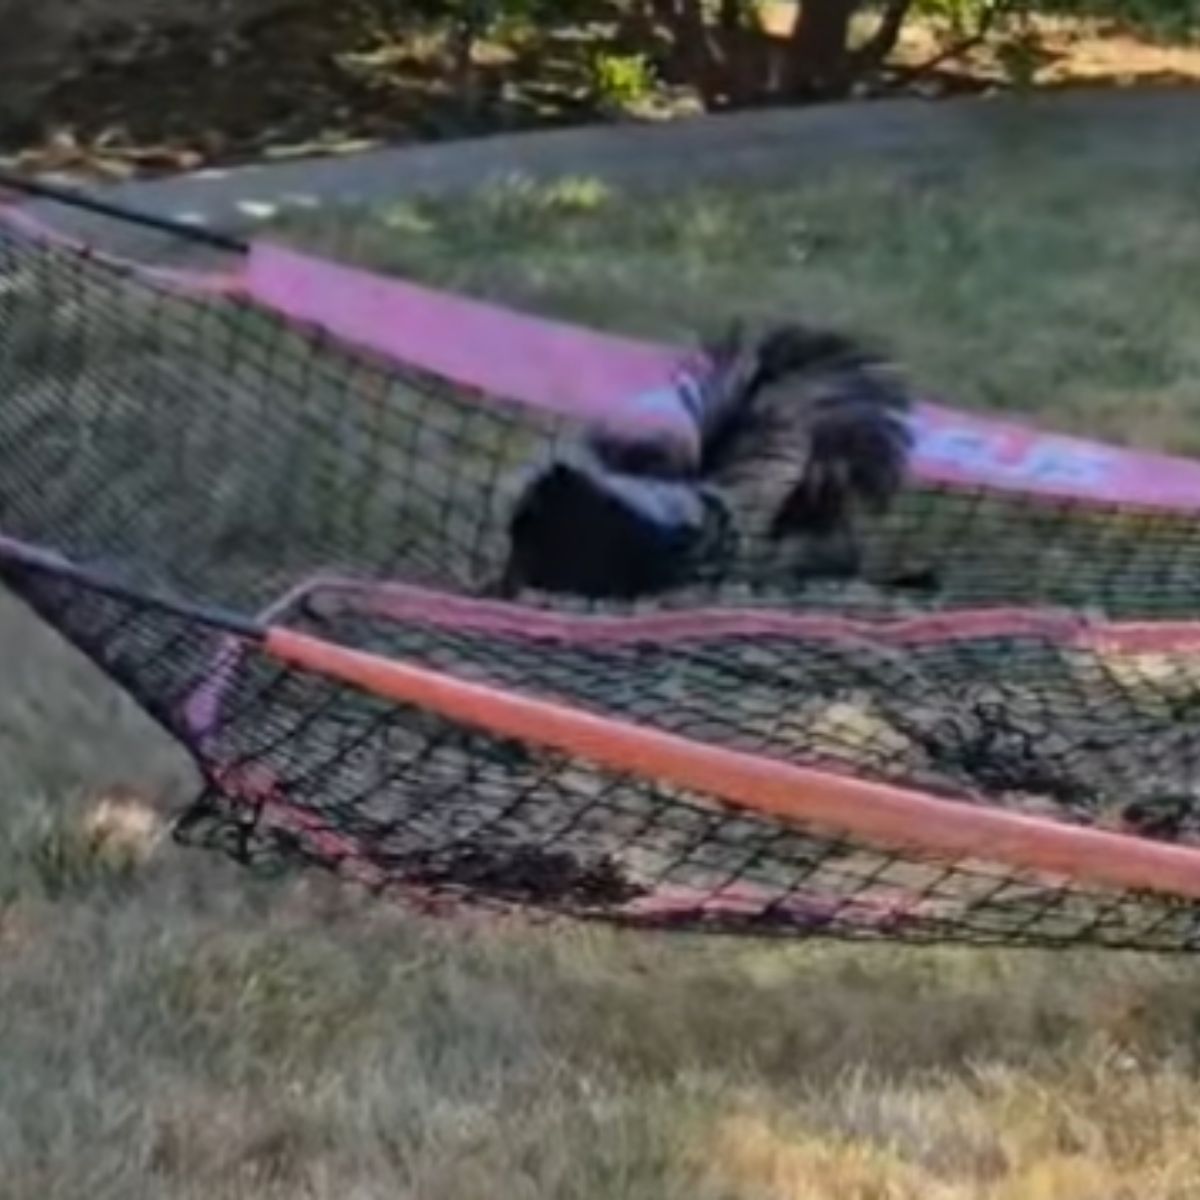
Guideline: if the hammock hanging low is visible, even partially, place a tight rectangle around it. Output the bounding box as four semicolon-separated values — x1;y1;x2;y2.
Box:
5;173;1200;950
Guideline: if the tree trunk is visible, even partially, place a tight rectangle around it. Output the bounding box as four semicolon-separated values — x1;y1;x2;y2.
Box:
451;0;494;115
787;0;859;96
856;0;914;68
649;0;726;105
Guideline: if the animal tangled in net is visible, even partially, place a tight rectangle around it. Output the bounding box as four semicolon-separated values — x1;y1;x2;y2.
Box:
498;321;915;599
5;203;1200;950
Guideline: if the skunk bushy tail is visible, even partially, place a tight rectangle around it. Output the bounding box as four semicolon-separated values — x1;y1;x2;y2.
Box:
690;321;915;539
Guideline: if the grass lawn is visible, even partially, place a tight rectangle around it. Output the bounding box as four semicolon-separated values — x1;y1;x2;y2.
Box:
8;99;1200;1197
279;98;1200;457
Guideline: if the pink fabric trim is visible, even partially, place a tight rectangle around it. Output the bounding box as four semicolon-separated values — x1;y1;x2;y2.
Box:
178;572;1200;745
244;241;1200;511
245;241;696;448
299;576;1200;654
6;210;1200;511
0;207;244;296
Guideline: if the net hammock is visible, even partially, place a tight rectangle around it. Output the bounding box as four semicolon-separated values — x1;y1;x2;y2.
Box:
6;177;1200;949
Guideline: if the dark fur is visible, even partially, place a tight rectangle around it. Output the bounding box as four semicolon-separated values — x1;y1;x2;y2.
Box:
497;319;913;600
497;457;734;600
687;321;914;540
584;322;762;480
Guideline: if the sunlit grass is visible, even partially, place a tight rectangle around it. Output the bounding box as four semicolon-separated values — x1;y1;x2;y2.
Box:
281;101;1200;456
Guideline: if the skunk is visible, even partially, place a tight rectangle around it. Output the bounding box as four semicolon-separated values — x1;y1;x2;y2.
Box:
493;446;735;600
497;320;914;600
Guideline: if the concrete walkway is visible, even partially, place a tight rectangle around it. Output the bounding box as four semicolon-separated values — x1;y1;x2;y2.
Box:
23;84;1199;262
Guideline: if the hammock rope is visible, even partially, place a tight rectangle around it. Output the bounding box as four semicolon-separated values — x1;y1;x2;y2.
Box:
5;173;1200;948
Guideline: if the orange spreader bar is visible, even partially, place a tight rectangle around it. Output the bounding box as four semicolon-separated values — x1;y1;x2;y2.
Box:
264;626;1200;905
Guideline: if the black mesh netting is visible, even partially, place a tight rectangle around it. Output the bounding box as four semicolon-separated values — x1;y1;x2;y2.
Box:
6;219;1200;947
4;222;1200;619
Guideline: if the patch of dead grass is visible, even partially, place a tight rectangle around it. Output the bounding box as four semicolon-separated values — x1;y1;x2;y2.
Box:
702;1056;1200;1199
